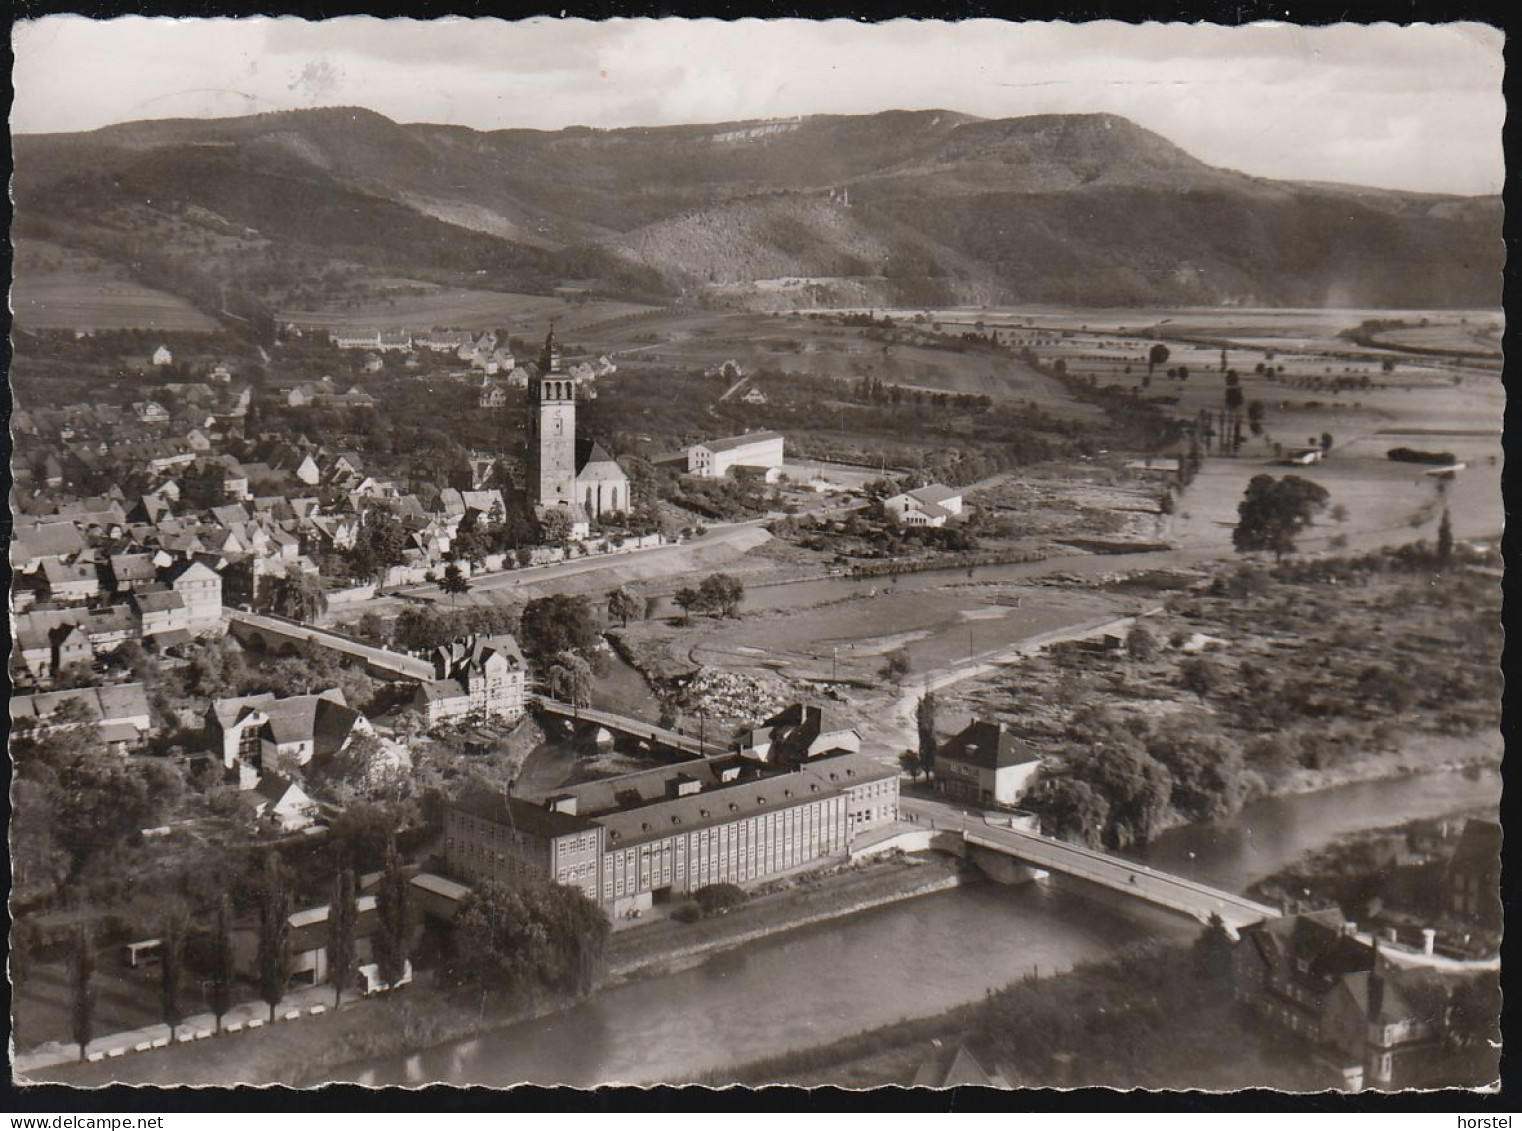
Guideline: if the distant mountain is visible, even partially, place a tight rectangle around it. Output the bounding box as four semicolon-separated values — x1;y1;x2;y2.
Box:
12;106;1502;314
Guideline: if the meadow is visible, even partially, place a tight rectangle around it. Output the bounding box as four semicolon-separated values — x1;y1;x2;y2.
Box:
276;283;656;336
12;239;220;331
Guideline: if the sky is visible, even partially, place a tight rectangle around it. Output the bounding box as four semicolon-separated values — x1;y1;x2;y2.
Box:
10;16;1505;195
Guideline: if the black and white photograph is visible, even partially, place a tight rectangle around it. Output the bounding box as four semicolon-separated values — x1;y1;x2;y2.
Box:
5;14;1505;1094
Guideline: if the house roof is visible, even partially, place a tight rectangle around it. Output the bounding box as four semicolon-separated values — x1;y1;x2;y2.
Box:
575;440;621;472
109;553;159;583
210;692;278;729
910;484;962;505
132;589;186;614
694;430;785;455
912;1045;1007;1089
12;521;86;564
11;683;151;728
938;721;1040;771
451;791;600;838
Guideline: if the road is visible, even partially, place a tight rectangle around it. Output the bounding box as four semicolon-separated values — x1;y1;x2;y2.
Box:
226;609;433;680
859;607;1162;755
899;795;1279;934
531;694;726;758
321;521;773;623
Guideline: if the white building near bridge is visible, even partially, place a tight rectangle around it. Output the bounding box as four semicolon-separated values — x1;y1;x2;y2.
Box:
935;720;1041;807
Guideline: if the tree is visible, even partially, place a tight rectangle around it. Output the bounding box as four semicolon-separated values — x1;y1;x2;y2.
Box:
1178;657;1220;702
1125;624;1157;663
607;586;641;628
1147;343;1170;376
1147;726;1245;822
1079;744;1174;849
881;648;912;682
326;869;358;1008
898;748;923;781
916;692;938;780
537;506;576;548
372;837;411;990
1224;385;1244;412
519;594;601;667
1246;400;1265;436
437;562;471;608
256;855;294;1022
1191;913;1235;1002
448;879;610;1003
70;923;96;1062
698;573;745;618
207;895;237;1033
1437;507;1454;563
1232;474;1331;561
261;571;328;622
1320;432;1334;453
673;586;701;624
1029;777;1111;847
159;906;187;1041
547;650;593;708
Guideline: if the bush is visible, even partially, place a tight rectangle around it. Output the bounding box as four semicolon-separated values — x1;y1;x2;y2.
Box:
670;904;703;924
693;883;746;916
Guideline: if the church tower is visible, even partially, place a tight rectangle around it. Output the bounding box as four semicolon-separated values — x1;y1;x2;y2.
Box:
532;326;576;508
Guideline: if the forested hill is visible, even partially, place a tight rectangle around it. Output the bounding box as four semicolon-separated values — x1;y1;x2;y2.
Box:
13;106;1502;313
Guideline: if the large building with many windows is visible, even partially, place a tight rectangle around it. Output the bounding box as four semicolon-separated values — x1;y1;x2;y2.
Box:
445;750;898;916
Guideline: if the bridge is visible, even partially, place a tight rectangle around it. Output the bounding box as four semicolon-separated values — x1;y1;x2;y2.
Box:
901;797;1279;935
529;694;728;759
224;610;434;681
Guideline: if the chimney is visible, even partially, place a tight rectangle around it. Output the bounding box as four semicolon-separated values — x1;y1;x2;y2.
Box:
1422;928;1436;956
1343;921;1358;937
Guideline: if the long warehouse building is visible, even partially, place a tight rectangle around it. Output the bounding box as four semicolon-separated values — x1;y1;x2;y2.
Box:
445;749;898;916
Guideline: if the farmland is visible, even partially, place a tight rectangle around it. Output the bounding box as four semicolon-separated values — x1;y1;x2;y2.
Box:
11;239;221;331
276;282;658;337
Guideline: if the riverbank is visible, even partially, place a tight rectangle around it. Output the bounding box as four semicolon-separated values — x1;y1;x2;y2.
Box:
710;940;1321;1090
23;853;964;1087
607;851;965;978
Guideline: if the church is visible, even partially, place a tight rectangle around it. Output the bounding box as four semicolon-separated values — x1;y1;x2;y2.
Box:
530;327;630;533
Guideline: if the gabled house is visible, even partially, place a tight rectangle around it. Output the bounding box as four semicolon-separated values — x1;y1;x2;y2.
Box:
413;635;528;726
884;484;965;528
152;345;173;367
41;558;101;605
11;682;153;751
165;559;224;632
935;720;1042;807
741;703;862;766
206;688;371;781
129;588;190;640
250;772;319;832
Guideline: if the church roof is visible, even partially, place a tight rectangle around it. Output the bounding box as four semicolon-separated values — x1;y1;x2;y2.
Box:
575;439;620;471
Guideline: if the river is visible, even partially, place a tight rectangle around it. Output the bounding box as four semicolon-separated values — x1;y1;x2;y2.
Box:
331;765;1498;1087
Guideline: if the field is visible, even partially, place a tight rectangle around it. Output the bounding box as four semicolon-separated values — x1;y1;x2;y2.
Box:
577;309;1099;415
277;283;657;335
12;239;221;331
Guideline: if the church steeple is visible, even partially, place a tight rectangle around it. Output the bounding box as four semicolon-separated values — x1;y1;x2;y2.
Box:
539;323;561;375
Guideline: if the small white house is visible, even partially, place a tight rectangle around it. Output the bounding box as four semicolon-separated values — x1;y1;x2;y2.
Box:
152;346;173;367
884;484;965;528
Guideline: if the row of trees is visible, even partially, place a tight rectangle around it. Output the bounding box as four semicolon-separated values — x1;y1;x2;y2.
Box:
67;840;413;1058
